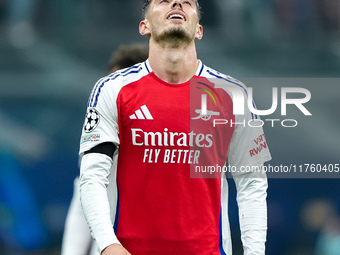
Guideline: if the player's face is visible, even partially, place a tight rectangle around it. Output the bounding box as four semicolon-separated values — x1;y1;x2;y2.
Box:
140;0;203;44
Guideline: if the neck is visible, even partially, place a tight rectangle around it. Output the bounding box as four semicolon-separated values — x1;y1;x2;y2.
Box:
148;39;199;84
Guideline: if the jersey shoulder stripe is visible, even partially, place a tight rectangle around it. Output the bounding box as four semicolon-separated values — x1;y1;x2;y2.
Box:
200;65;258;120
200;65;248;95
88;62;150;107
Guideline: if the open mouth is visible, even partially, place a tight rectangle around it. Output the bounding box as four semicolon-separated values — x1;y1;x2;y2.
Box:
167;13;186;21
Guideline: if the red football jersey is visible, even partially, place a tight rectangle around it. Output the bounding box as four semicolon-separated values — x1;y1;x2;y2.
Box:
80;60;271;255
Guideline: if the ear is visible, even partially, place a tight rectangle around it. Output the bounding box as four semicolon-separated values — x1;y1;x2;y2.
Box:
195;24;203;40
139;19;151;37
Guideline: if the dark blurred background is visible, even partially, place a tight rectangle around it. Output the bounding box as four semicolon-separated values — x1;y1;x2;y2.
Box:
0;0;339;254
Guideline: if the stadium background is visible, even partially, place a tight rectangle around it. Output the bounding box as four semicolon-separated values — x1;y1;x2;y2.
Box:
0;0;339;254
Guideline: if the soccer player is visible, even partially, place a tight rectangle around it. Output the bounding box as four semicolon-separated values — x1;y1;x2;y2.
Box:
79;1;271;255
61;44;148;255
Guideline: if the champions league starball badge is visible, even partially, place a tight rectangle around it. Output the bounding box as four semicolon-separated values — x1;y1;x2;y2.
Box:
84;108;100;133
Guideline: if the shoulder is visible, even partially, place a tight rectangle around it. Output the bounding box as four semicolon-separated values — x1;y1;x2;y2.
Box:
105;61;150;88
199;63;249;94
88;62;150;107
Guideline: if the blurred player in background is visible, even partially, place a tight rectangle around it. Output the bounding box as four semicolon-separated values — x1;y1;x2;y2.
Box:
79;0;271;255
61;43;148;255
108;44;150;74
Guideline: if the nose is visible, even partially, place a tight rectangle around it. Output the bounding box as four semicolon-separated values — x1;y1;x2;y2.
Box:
172;0;183;9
